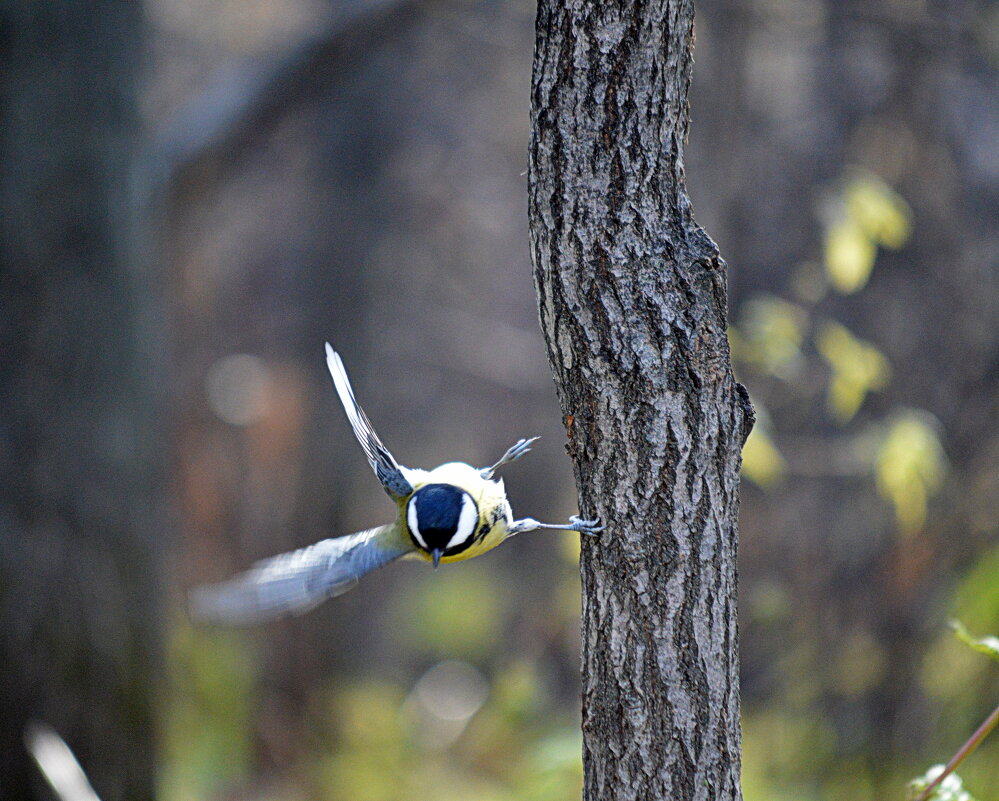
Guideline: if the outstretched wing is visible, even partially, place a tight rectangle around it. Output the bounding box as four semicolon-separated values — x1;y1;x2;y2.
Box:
190;524;413;625
325;343;414;499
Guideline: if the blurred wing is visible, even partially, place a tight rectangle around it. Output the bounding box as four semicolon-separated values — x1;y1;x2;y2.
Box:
190;524;413;625
325;343;414;499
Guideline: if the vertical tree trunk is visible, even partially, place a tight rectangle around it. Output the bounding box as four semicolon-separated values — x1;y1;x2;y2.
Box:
0;3;162;800
528;1;753;799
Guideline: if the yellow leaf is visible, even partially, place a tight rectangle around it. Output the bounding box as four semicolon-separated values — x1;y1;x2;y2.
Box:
734;295;808;379
742;426;786;488
845;173;912;250
816;321;890;423
822;171;912;295
824;219;876;294
950;620;999;663
875;412;946;536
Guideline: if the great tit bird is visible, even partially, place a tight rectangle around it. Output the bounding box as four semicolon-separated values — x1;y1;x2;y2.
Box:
189;343;602;624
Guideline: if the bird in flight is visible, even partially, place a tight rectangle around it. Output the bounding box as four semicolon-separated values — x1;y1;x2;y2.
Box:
190;343;602;624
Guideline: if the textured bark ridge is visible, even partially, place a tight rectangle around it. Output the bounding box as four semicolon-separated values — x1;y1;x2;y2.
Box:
528;0;752;799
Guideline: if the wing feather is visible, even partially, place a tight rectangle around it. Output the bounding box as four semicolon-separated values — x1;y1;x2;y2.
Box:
325;343;414;499
190;524;412;625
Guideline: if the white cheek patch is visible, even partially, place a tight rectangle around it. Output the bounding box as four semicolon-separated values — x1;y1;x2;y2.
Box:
407;499;427;549
448;493;478;549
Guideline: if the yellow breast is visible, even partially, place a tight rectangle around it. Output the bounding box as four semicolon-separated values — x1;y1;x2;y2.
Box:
403;462;512;564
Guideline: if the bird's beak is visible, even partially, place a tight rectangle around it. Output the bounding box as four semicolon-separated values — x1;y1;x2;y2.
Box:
432;549;443;569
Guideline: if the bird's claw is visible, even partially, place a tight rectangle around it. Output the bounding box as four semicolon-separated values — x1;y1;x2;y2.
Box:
481;436;540;478
570;515;604;537
506;436;539;461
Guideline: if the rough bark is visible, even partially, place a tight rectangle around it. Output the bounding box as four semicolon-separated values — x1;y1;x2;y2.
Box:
0;3;162;800
528;0;752;799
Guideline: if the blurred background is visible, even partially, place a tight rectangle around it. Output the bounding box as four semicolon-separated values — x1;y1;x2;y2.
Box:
2;0;997;799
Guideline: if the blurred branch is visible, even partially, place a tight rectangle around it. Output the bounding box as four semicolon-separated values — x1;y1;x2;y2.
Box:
150;0;419;187
778;435;872;478
914;702;999;801
24;723;103;801
722;0;970;51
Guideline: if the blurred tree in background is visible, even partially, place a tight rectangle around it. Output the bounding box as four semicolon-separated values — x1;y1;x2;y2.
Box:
0;2;164;801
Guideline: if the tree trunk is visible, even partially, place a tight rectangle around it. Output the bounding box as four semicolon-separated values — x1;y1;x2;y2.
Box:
0;3;162;800
528;1;753;798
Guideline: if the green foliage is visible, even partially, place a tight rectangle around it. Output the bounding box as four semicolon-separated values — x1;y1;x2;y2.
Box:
162;543;587;801
908;767;978;801
159;617;258;801
388;563;506;660
732;166;970;799
310;660;582;801
913;622;999;801
951;621;999;663
741;707;836;801
922;553;999;726
952;543;999;632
